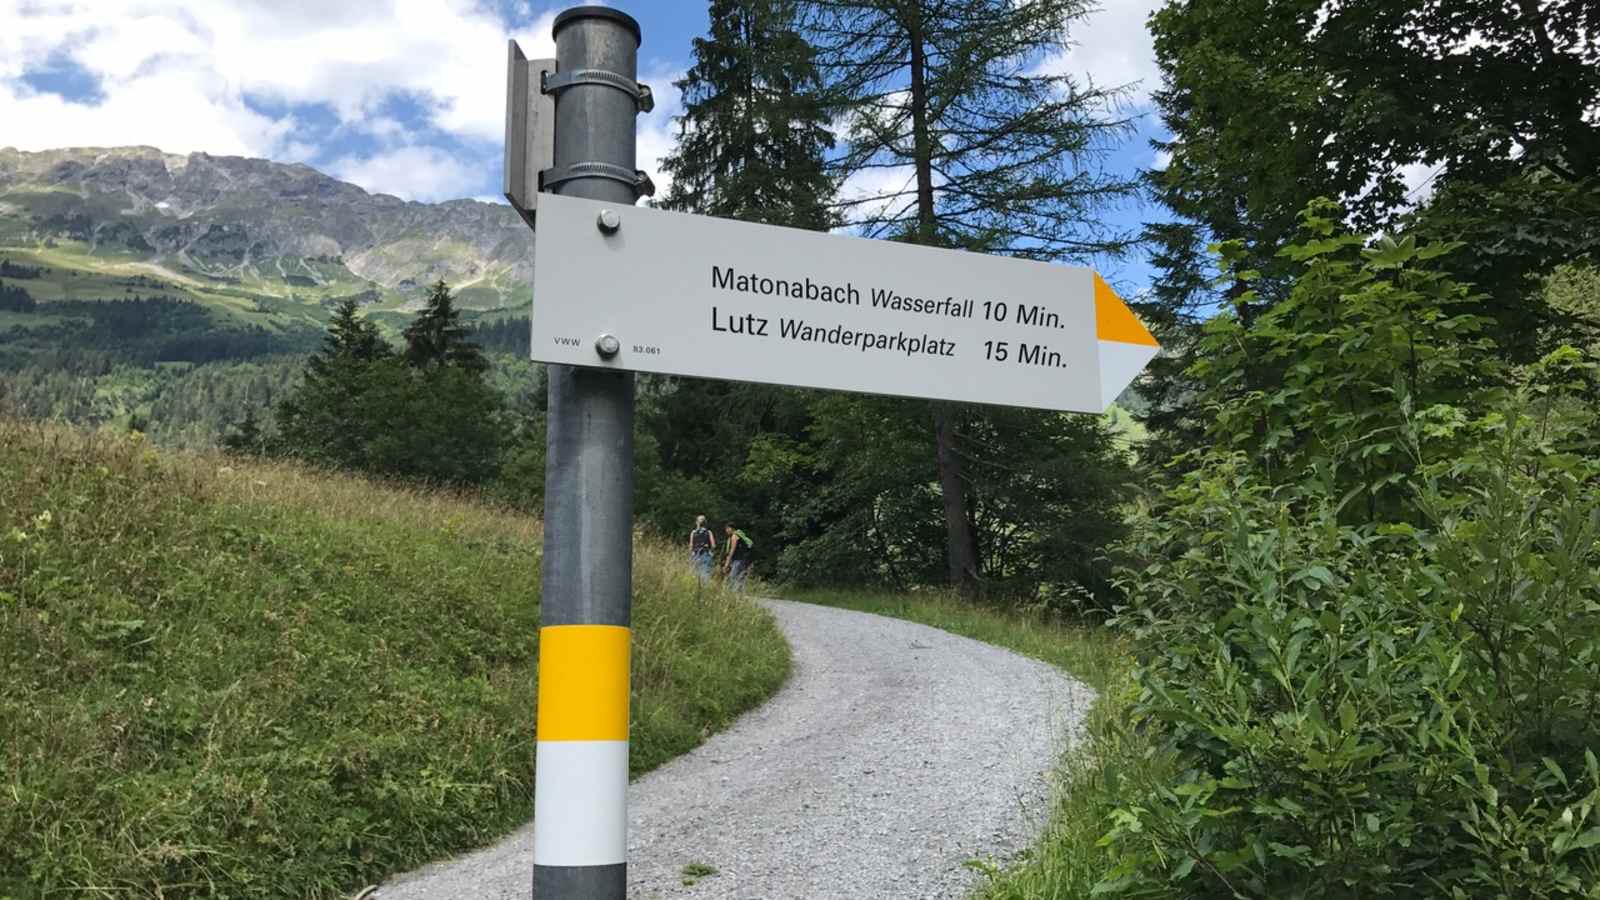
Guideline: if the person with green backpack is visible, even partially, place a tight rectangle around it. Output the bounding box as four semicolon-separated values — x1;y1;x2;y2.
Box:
723;523;754;592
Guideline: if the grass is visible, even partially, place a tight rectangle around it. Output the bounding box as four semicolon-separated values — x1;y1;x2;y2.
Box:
0;243;379;331
680;861;719;886
785;587;1126;695
786;587;1161;899
0;420;791;899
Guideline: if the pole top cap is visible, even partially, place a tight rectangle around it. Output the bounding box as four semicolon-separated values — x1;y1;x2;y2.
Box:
553;6;642;47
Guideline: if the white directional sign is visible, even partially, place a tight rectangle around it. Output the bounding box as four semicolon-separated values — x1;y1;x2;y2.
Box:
530;193;1159;413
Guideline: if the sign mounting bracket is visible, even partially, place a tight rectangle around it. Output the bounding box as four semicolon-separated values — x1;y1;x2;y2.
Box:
502;40;556;229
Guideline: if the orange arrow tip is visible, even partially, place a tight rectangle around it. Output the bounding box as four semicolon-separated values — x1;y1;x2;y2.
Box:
1094;273;1158;347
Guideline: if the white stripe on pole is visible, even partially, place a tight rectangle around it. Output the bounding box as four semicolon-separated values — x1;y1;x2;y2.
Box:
533;739;629;866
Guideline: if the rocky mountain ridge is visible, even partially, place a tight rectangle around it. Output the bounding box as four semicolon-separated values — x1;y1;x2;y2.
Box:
0;146;532;308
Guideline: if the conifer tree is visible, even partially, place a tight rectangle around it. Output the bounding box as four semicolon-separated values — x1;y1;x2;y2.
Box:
326;298;388;362
639;0;838;554
399;281;502;483
402;280;486;373
221;407;265;455
659;0;836;228
274;299;392;467
806;0;1138;596
275;288;504;485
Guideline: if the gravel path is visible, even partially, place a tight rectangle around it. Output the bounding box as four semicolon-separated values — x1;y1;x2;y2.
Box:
380;598;1091;899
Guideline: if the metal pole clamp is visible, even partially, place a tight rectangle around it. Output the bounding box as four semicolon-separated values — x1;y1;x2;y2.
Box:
541;69;655;113
541;161;657;198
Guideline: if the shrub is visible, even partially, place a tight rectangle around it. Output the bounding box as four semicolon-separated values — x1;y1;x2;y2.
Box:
1103;410;1600;896
1097;203;1600;897
1191;199;1499;523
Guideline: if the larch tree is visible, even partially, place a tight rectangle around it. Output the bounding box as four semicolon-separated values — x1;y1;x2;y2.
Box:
805;0;1139;596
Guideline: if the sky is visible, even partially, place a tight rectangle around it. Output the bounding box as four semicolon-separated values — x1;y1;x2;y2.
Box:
0;0;1170;295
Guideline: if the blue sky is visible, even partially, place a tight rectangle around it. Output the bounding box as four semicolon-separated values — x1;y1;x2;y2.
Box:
0;0;1169;296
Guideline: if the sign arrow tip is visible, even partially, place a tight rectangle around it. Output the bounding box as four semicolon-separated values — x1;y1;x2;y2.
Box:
1093;273;1160;411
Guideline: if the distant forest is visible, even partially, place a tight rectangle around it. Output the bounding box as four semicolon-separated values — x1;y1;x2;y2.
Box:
0;292;323;447
0;257;44;279
466;315;530;357
0;280;36;312
0;282;535;451
0;295;321;366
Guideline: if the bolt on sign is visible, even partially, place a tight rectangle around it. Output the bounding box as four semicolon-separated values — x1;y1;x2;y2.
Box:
527;193;1159;412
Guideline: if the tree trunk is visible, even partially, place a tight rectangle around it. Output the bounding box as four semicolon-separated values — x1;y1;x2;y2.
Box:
932;402;979;593
907;5;937;245
909;4;978;598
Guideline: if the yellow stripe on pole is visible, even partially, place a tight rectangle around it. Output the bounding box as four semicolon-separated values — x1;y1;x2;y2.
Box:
538;624;631;742
1094;273;1158;347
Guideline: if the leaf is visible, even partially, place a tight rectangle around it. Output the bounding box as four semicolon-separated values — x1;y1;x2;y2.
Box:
1542;757;1570;789
1295;565;1336;589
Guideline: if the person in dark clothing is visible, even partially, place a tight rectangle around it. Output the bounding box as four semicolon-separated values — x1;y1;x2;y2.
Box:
688;515;715;585
723;523;753;592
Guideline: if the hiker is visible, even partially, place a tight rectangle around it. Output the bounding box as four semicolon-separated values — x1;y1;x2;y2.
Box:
688;514;715;584
723;524;753;592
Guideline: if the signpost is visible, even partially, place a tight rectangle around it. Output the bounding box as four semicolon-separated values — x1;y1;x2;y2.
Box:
507;6;1158;898
530;192;1159;413
510;7;652;900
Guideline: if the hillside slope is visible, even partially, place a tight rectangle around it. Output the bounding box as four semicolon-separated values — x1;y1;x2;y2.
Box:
0;421;789;899
0;146;531;316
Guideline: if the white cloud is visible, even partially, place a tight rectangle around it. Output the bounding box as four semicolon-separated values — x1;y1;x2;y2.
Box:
1398;160;1444;206
1036;0;1164;107
835;164;917;232
327;145;483;202
0;65;293;157
0;0;565;196
1343;158;1447;216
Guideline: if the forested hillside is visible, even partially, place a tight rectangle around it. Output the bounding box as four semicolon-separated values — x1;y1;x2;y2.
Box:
0;146;538;450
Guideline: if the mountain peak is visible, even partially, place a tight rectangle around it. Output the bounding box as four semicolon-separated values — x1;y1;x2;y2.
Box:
0;145;529;307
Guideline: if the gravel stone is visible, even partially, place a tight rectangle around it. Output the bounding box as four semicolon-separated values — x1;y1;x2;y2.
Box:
380;598;1091;899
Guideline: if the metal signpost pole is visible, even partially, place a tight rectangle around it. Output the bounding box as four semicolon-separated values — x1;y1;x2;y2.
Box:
531;7;651;898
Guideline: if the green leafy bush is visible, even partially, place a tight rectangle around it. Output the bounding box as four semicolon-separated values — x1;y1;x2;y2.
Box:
1098;205;1600;897
1104;423;1600;897
1191;198;1500;522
